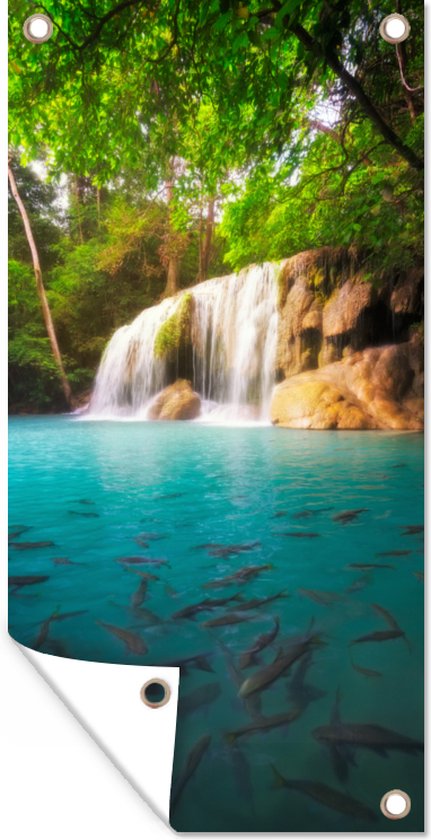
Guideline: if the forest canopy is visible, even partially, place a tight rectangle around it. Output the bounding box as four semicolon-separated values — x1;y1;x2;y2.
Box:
8;0;423;410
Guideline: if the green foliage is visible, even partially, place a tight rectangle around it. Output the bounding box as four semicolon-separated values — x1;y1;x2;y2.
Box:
154;293;193;359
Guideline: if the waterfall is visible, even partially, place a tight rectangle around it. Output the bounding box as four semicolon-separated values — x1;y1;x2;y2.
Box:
89;262;281;421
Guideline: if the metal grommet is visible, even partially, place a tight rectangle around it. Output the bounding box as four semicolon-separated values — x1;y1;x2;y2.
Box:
379;13;410;44
140;679;171;708
23;14;53;43
380;789;411;820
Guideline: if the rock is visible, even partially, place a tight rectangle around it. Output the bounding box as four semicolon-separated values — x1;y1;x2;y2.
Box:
322;279;374;338
148;379;201;421
271;340;423;431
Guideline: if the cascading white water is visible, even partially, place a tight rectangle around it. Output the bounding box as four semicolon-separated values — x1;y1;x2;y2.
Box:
89;262;282;421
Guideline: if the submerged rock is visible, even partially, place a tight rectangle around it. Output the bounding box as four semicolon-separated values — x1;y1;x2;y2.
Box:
271;340;423;431
148;379;201;421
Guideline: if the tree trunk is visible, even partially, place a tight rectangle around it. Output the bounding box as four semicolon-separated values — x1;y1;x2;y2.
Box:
163;177;179;297
199;198;215;282
8;164;73;408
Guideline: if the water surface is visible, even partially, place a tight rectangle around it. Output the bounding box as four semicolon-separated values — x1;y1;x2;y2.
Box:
9;417;424;831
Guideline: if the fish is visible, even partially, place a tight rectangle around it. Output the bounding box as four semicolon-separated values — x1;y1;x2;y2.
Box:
202;612;258;628
156;491;184;500
131;577;149;609
288;652;326;714
298;588;343;606
52;556;81;566
162;652;214;675
371;603;400;630
348;563;394;570
9;541;55;550
292;510;314;519
233;591;288;612
68;510;100;518
270;766;377;822
207;540;262;558
129;570;160;581
133;538;149;548
350;629;406;646
172;594;243;620
401;524;423;535
271;510;288;519
116;556;170;567
132;607;164;627
77;499;95;505
282;532;320;538
324;689;357;782
333;508;368;524
371;603;411;651
203;564;272;590
33;609;87;650
226;709;301;744
179;682;221;717
239;633;322;698
345;575;371;594
351;660;382;679
375;550;412;557
8;525;31;541
135;531;166;541
8;574;49;589
313;722;423;757
239;617;280;669
96;621;148;655
171;734;211;811
218;641;263;722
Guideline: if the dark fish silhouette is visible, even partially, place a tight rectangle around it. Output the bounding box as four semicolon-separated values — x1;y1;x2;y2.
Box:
350;629;406;646
9;574;49;589
203;564;272;590
116;556;170;567
345;575;371;594
375;550;411;557
401;524;424;535
77;499;95;505
133;537;149;548
270;766;377;822
172;594;242;620
156;491;184;500
348;563;394;570
207;541;261;558
351;660;382;679
52;556;83;566
226;709;301;744
271;510;288;519
333;509;368;524
8;525;31;541
179;682;221;717
219;640;263;722
10;541;55;550
239;617;280;669
288;652;326;714
171;735;211;811
34;609;87;649
202;612;258;628
136;531;166;541
313;722;423;757
282;532;320;538
299;588;343;606
68;510;100;518
239;633;323;698
131;577;149;609
371;603;411;651
96;621;148;655
234;591;288;612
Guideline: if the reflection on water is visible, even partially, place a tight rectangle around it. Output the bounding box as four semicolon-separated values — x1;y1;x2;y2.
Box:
9;417;424;831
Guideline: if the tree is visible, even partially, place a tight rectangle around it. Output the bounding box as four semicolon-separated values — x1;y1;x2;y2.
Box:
8;162;73;407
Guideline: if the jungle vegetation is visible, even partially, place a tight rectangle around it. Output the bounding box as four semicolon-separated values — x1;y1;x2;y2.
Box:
8;0;423;411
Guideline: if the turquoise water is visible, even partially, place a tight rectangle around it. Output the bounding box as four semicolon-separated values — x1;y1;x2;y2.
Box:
9;417;424;831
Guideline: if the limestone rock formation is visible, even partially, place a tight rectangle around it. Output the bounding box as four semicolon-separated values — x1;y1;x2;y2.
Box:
148;379;201;421
271;339;423;431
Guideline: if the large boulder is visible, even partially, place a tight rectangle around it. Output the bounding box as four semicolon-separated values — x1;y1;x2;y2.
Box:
271;340;423;431
148;379;201;421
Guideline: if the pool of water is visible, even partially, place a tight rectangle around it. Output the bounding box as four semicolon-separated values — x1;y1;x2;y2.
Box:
8;417;424;831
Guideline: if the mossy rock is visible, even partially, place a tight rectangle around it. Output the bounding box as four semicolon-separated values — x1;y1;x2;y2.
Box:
154;293;193;359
